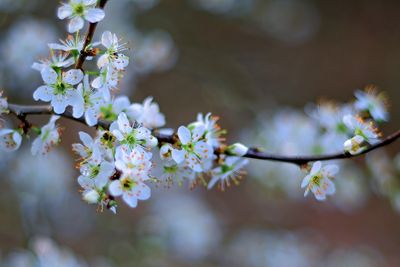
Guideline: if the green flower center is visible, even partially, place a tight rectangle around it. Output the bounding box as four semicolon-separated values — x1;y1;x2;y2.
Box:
122;178;136;190
73;4;85;16
54;82;68;95
311;173;322;186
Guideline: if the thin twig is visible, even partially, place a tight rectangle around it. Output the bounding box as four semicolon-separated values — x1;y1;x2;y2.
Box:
75;0;108;70
7;103;400;166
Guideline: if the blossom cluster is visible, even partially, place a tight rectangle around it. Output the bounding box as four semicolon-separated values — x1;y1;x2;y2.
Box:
0;0;395;213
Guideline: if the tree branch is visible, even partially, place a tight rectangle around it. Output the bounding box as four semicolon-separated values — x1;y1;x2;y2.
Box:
7;103;400;166
75;0;109;70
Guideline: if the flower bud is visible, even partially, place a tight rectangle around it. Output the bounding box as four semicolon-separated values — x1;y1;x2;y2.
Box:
147;136;158;148
83;190;100;204
344;135;365;155
227;143;248;156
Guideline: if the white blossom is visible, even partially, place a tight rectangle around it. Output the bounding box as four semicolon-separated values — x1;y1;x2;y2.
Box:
78;146;115;189
58;0;105;33
92;66;120;101
172;125;213;172
208;156;249;190
127;97;165;129
74;74;105;126
301;161;338;201
33;67;83;114
189;113;223;147
97;31;129;70
31;115;61;156
115;147;152;179
110;112;157;152
109;173;151;208
0;129;22;152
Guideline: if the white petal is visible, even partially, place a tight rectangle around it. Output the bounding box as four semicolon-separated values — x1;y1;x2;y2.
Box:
172;149;185;164
101;31;113;48
51;97;69;114
301;175;311;188
63;69;83;85
84;8;105;23
133;183;151;200
117;113;131;134
57;4;73;19
33;86;53;102
79;131;93;147
41;67;58;84
109;180;123;196
122;193;138;208
91;76;103;89
68;17;84;33
177;126;191;145
191;125;205;141
310;161;322;175
83;0;97;5
97;54;109;69
323;164;339;177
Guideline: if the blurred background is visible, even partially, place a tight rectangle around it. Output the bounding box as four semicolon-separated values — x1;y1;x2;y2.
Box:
0;0;400;266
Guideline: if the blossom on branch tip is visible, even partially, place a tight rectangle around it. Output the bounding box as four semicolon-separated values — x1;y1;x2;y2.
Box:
31;115;61;156
58;0;105;33
301;161;338;201
33;67;83;114
0;129;22;152
226;143;249;156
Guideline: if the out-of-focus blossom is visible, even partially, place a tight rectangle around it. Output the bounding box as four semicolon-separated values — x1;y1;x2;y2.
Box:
145;192;221;261
31;115;61;156
354;87;388;122
226;229;320;267
0;128;22;152
256;0;320;45
0;19;57;88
